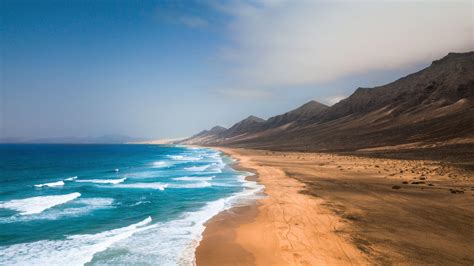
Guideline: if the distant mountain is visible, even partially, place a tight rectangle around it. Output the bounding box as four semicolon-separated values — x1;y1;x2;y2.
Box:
180;101;328;145
222;115;265;138
194;126;227;138
0;134;148;144
181;52;474;155
262;100;328;129
179;115;267;145
179;126;227;145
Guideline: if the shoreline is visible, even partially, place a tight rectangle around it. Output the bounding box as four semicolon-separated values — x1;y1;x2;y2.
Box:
195;147;368;265
195;148;263;265
196;148;474;265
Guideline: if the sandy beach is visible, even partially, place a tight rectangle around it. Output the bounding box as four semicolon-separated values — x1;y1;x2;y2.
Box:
196;148;474;265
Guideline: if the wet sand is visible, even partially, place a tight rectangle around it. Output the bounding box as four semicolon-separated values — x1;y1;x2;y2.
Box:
196;148;474;265
195;204;258;265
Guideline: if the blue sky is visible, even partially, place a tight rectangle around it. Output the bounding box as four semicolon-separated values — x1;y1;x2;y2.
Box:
1;0;472;140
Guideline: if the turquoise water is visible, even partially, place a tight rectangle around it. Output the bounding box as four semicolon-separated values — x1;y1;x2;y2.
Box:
0;144;263;265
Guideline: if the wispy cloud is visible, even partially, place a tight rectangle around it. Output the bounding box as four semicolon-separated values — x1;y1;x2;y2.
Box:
216;1;473;89
177;15;208;28
324;95;347;106
154;3;209;29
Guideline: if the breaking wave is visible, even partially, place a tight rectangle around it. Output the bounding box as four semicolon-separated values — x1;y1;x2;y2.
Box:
0;193;81;215
75;178;126;185
34;181;65;188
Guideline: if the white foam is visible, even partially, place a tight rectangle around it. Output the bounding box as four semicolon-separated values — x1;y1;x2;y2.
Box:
184;164;211;172
0;216;154;266
211;182;240;187
98;202;225;264
1;175;263;264
172;176;214;181
127;171;162;179
45;197;114;220
130;200;151;207
167;155;202;161
0;198;114;223
34;180;65;188
152;161;172;168
189;146;200;150
173;144;188;148
169;181;212;189
0;193;81;215
75;177;126;185
77;198;115;206
64;176;78;181
91;172;264;265
112;180;212;190
207;162;225;173
0;147;264;265
91;145;264;264
114;183;169;191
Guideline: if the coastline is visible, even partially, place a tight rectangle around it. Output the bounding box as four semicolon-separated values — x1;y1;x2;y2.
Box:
196;148;474;265
195;148;263;265
196;148;368;265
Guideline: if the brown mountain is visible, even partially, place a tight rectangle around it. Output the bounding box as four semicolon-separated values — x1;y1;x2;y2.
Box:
180;100;329;145
180;126;227;145
181;52;474;161
194;126;227;138
262;100;328;130
222;115;266;138
313;52;473;124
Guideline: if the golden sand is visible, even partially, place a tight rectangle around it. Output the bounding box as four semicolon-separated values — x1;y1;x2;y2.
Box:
196;148;473;265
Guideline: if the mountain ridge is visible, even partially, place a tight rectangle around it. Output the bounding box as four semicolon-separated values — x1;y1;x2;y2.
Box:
180;52;474;160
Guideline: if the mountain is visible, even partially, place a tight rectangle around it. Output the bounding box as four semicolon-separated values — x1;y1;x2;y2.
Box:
179;126;227;145
262;100;328;129
222;115;266;138
313;52;473;124
180;101;329;145
196;126;227;137
182;52;474;159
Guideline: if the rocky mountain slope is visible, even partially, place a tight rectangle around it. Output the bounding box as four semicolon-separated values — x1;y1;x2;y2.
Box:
180;52;474;159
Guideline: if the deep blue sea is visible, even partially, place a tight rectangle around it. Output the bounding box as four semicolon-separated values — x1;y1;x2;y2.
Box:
0;144;263;265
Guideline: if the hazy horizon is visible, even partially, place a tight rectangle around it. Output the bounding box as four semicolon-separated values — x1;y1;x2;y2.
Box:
1;0;472;140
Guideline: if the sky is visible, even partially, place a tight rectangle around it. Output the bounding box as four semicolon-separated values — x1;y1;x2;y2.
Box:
1;0;472;140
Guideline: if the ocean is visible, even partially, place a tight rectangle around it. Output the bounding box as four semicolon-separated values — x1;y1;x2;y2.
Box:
0;144;263;265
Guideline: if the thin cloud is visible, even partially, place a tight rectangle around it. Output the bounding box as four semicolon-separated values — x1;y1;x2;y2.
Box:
177;15;209;28
216;1;473;89
325;95;347;106
154;4;209;29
